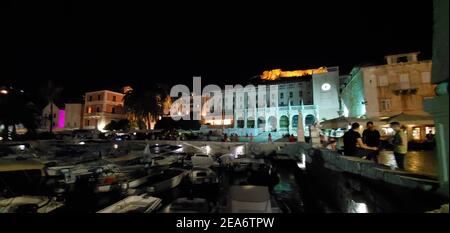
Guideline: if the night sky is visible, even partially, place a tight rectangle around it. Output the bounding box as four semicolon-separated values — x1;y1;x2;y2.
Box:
0;1;433;106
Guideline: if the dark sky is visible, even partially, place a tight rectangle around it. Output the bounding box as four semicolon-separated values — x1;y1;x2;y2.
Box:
0;1;433;104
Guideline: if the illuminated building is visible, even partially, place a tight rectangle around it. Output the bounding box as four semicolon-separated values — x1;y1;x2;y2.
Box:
41;102;65;131
260;67;327;80
341;52;436;140
83;90;127;131
64;102;84;130
222;66;341;138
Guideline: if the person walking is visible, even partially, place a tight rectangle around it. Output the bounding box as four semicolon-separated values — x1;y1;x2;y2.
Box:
390;122;408;170
362;121;381;162
268;133;272;143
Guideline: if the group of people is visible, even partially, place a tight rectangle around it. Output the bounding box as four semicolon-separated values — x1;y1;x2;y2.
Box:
223;133;241;142
343;121;408;169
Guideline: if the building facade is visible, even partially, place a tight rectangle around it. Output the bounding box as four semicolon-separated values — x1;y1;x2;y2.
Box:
342;53;434;119
83;90;127;130
64;103;84;130
223;66;341;138
341;52;435;140
41;103;65;131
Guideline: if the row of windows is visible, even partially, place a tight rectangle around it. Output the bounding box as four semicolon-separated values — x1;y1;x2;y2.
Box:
226;90;311;102
376;72;431;87
86;106;119;114
87;94;118;102
379;97;431;112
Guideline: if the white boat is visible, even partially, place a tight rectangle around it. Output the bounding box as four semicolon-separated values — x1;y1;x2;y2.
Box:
189;167;219;185
97;194;162;213
94;165;148;193
229;185;272;213
103;153;143;166
150;156;177;168
160;197;209;213
147;168;187;193
191;154;215;168
0;143;39;160
0;196;64;213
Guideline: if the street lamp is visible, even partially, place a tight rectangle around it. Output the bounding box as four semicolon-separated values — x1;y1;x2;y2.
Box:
0;89;8;95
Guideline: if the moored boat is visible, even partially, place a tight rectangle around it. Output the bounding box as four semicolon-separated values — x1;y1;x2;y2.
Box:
0;196;64;213
97;194;162;213
160;197;209;213
146;168;187;194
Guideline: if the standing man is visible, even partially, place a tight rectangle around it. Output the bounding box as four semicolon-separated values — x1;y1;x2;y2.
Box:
343;122;378;157
362;121;381;162
390;122;408;170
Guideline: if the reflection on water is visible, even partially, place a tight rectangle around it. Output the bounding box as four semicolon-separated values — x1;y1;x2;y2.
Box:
377;150;438;177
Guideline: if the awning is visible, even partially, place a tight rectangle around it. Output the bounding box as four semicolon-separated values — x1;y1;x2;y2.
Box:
320;116;368;129
381;113;434;125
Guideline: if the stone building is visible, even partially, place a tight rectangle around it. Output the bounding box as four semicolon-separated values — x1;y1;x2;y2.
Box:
224;66;341;138
41;102;65;131
64;102;84;130
83;90;127;130
341;52;435;140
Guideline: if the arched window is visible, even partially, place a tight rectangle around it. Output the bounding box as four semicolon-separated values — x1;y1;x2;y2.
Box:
292;115;298;128
247;117;255;128
305;114;316;126
280;116;289;128
257;116;266;129
237;118;245;128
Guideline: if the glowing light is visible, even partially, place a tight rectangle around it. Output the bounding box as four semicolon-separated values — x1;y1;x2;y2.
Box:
0;137;3;141
174;146;184;153
113;144;119;149
79;141;85;145
343;104;349;117
58;110;65;128
347;200;369;213
204;145;211;155
260;67;328;80
296;153;306;170
321;83;331;91
0;89;8;95
98;121;106;132
18;145;26;151
233;145;244;157
361;103;366;116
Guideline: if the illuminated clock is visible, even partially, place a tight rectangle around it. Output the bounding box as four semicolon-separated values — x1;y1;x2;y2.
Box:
321;83;331;91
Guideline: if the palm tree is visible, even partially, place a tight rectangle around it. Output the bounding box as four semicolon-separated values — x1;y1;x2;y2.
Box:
40;80;63;133
124;86;168;130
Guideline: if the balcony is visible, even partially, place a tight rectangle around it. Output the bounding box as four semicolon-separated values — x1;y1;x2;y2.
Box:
390;84;419;95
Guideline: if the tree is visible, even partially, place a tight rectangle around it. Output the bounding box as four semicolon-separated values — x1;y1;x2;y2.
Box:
40;81;63;133
123;86;168;130
104;119;131;131
104;120;118;131
154;118;201;130
0;88;39;140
